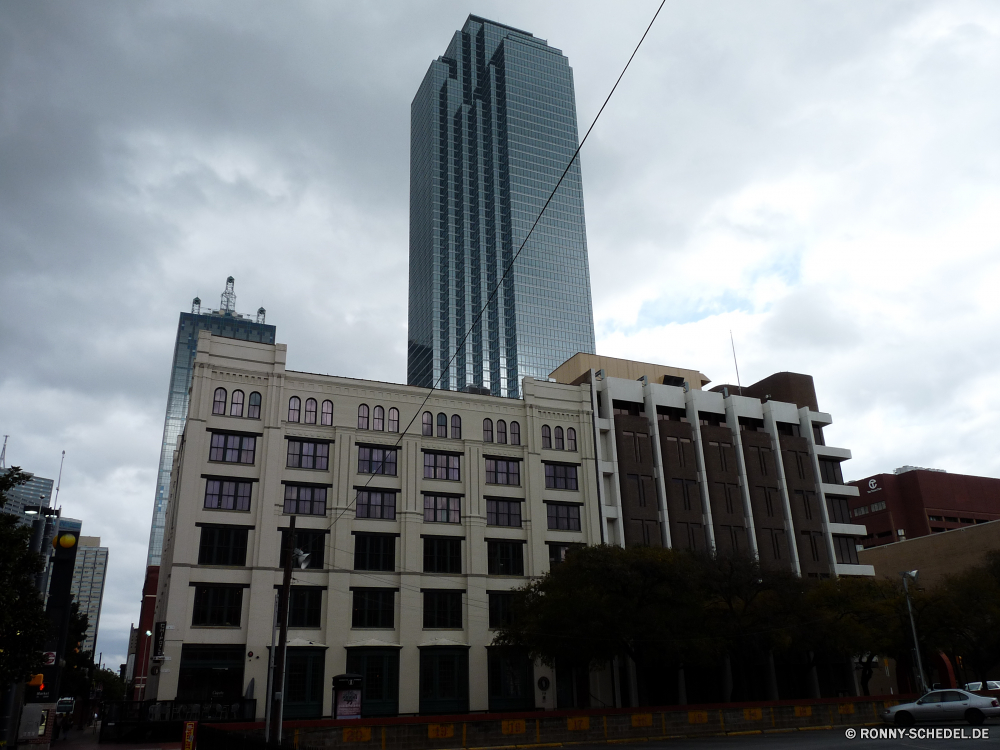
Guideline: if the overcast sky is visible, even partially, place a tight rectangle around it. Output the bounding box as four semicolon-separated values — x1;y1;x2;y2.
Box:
3;0;999;669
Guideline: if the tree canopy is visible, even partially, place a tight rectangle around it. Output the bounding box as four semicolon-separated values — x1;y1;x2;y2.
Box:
0;468;49;685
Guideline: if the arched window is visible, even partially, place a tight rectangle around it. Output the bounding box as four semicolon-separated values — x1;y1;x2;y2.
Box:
373;405;384;431
213;388;227;415
321;400;333;426
451;414;462;439
288;396;300;422
358;404;369;430
554;426;564;450
510;421;520;445
567;427;577;451
437;412;447;438
230;390;244;417
497;419;507;445
422;411;433;436
304;398;317;424
248;392;262;420
483;418;494;443
541;425;551;449
388;408;399;433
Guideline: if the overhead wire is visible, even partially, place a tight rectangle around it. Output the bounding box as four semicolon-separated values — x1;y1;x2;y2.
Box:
273;1;669;613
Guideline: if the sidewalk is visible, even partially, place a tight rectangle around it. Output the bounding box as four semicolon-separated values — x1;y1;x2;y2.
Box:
56;723;181;750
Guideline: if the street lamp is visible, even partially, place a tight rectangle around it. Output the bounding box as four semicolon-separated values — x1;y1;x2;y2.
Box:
901;570;929;694
138;630;153;701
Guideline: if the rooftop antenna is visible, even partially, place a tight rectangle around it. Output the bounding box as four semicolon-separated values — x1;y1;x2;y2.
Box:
221;276;236;315
53;450;65;508
729;330;743;397
0;435;8;469
192;297;202;315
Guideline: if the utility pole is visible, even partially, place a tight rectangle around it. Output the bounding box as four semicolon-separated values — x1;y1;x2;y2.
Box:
267;515;295;747
902;570;929;694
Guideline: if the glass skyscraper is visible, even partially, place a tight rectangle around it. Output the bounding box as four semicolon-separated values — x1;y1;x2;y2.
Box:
408;15;596;398
145;278;275;565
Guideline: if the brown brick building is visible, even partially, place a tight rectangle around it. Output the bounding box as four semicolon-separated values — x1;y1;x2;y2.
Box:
849;468;1000;549
552;354;871;578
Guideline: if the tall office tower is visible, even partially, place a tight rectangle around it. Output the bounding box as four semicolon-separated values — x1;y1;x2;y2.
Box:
0;470;53;525
408;16;596;398
145;277;276;566
70;536;108;653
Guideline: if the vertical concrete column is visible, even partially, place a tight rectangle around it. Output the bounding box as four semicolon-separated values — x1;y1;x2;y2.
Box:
642;381;672;548
723;396;758;558
586;370;608;545
761;403;801;576
684;391;716;555
800;407;838;576
598;378;625;547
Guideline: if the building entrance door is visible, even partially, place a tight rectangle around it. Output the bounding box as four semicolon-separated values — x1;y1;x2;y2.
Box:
346;648;400;717
284;648;325;719
419;648;469;715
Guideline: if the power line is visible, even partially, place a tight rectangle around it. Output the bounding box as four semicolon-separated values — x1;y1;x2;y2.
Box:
324;0;668;530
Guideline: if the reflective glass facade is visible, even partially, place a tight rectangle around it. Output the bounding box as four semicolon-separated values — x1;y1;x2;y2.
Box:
1;471;53;525
408;15;596;398
71;540;109;653
146;310;275;565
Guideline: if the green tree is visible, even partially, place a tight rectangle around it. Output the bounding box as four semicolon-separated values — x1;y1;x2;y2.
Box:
0;468;49;685
929;553;1000;687
804;576;905;695
494;545;709;671
93;667;126;702
58;603;95;700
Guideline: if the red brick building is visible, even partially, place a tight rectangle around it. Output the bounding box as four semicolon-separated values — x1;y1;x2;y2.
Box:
849;467;1000;548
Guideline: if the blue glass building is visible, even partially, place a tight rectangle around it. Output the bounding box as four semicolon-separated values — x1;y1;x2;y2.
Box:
145;278;275;565
408;16;596;398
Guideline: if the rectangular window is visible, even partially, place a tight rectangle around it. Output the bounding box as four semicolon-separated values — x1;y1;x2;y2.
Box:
287;440;329;470
204;480;252;511
352;589;395;629
671;478;698;512
795;490;814;520
357;491;397;520
665;436;693;468
485;459;521;486
488;592;514;628
424;495;460;523
354;534;395;571
546;503;581;531
209;433;256;464
197;526;248;566
423;590;462;628
826;496;851;525
819;458;845;485
423;537;461;573
288;587;322;628
870;500;886;512
801;530;821;562
794;452;809;481
486;499;522;527
283;485;327;516
833;535;859;565
487;541;524;576
279;529;325;569
192;586;242;626
548;543;573;567
359;447;398;476
544;463;578;490
424;452;460;481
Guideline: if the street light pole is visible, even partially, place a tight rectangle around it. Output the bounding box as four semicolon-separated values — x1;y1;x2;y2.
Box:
902;570;928;693
267;515;295;747
138;630;153;701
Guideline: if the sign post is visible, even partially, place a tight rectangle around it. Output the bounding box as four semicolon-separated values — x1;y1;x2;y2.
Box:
331;674;363;720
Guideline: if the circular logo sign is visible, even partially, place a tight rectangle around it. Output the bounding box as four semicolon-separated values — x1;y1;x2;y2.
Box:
868;479;877;490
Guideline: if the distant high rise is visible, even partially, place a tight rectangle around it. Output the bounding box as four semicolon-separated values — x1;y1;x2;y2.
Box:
0;470;53;525
145;278;275;565
408;16;596;398
71;536;108;653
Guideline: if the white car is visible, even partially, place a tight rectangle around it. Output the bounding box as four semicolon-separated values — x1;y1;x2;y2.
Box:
882;690;1000;727
965;682;1000;692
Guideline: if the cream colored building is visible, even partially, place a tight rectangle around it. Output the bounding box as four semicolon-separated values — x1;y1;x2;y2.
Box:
145;332;602;717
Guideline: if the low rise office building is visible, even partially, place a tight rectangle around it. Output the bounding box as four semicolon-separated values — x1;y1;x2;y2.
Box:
849;468;1000;548
146;340;870;716
146;332;599;717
